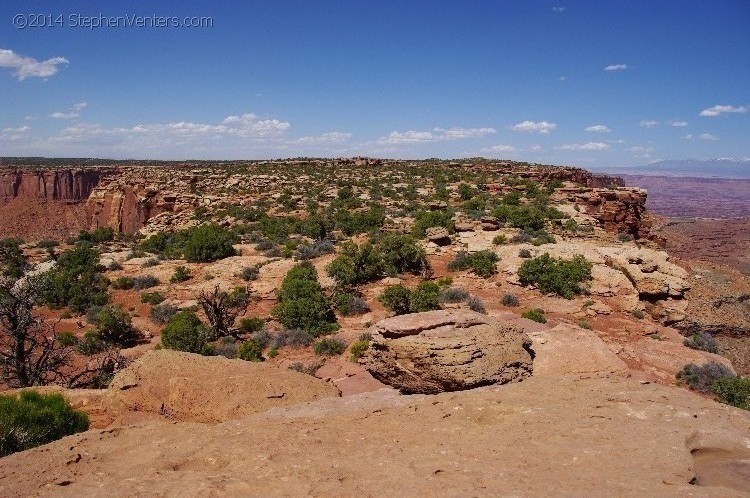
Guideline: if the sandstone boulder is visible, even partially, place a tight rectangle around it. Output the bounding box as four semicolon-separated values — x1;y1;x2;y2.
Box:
105;350;340;424
361;310;533;394
425;226;451;245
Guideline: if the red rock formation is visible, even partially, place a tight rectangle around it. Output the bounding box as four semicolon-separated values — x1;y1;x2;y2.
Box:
567;187;651;238
0;168;105;204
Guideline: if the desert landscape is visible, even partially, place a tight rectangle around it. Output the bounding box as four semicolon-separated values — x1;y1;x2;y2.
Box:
2;1;749;496
0;158;748;496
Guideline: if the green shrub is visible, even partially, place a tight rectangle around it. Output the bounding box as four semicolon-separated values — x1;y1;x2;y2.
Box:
518;248;532;258
161;311;210;353
76;331;106;355
57;331;79;347
502;293;520;307
457;183;475;201
184;224;238;263
522;308;547;323
492;234;507;245
439;287;469;303
238;317;265;334
467;296;486;314
349;334;371;362
712;377;750;410
377;234;430;276
379;282;441;315
517;253;592;299
683;331;719;354
313;337;347;356
326;242;385;287
0;391;89;457
78;227;115;244
677;362;734;393
170;265;191;283
237;339;265;362
140;291;164;305
41;243;109;313
333;293;371;316
239;265;260;281
0;238;27;279
409;281;441;312
272;262;338;335
150;303;178;325
617;233;634;242
378;284;412;315
334;205;386;236
90;305;139;347
131;275;159;290
111;276;134;290
447;250;498;278
577;318;592;330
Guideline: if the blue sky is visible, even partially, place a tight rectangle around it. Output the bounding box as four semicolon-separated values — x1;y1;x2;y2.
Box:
0;0;748;166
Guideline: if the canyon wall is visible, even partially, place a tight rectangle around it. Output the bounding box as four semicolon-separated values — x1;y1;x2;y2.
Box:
0;169;105;204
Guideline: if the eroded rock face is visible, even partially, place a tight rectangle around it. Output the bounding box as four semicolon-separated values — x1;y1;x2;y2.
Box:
361;310;533;394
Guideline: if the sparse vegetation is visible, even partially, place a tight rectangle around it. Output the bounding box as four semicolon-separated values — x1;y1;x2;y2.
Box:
313;337;347;356
0;391;89;457
502;293;520;307
160;311;210;354
379;281;441;315
683;331;719;354
518;253;592;299
170;265;191;283
447;250;499;278
272;263;338;335
522;308;547;323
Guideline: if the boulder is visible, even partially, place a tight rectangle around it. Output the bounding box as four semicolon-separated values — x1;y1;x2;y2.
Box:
425;226;451;245
454;220;475;232
361;310;533;394
105;350;340;424
481;215;500;231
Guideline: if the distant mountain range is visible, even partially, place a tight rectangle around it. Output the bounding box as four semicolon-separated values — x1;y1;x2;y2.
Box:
595;158;750;179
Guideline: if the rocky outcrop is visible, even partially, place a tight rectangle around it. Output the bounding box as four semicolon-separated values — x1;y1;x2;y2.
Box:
566;187;650;238
361;310;533;394
105;350;340;424
425;226;451;245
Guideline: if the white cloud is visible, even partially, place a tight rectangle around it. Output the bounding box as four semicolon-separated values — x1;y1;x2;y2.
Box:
530;144;543;151
699;104;748;117
668;119;688;127
378;127;495;144
0;48;69;80
556;142;610;151
557;76;567;81
51;112;80;119
585;124;611;133
296;132;352;144
639;120;659;128
1;125;30;133
604;64;627;71
510;120;556;134
50;101;89;119
481;144;517;153
552;6;565;12
683;133;719;141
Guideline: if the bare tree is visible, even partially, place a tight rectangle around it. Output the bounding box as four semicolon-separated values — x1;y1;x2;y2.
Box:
0;276;125;388
198;284;249;340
